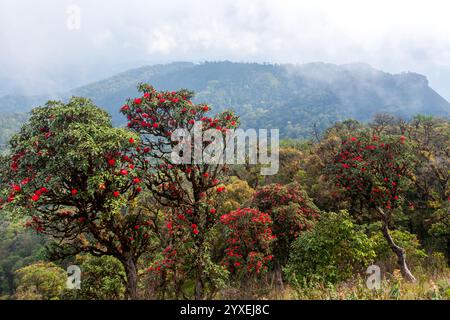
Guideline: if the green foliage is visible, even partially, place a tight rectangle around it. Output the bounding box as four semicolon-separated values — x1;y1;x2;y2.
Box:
284;211;376;285
0;78;448;300
219;177;255;213
0;212;47;298
69;255;126;300
369;228;428;272
0;97;155;299
15;261;66;300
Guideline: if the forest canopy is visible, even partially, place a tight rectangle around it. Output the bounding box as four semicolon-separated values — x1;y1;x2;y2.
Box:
0;84;448;300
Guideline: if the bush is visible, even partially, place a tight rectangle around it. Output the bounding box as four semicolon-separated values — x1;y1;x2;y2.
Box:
15;261;66;300
252;183;319;266
69;255;126;300
219;177;255;213
284;211;375;286
220;208;275;278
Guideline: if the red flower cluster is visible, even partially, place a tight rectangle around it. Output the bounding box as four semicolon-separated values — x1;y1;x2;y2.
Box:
252;183;318;264
330;130;410;210
220;208;275;277
120;85;239;142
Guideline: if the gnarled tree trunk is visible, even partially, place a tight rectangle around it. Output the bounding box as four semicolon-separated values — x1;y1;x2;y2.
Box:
124;257;138;299
381;222;416;282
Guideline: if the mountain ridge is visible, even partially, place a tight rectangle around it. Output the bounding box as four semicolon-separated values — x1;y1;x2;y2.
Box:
0;61;449;139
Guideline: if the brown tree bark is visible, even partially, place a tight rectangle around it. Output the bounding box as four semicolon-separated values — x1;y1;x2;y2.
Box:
274;262;284;291
381;222;416;283
195;268;204;300
124;257;138;299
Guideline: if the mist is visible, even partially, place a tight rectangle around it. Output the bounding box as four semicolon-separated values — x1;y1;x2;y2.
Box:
1;0;450;100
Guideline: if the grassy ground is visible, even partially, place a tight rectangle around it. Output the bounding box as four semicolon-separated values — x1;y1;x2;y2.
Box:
218;269;450;300
264;271;450;300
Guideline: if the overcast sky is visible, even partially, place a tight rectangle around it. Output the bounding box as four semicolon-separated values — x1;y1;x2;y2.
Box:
1;0;450;99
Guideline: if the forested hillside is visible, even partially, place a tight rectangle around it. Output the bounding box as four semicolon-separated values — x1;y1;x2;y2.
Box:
1;62;449;139
0;113;29;149
0;84;448;300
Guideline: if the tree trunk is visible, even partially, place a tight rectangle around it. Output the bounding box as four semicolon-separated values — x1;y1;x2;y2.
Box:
274;263;284;291
124;257;138;299
381;222;416;282
195;266;204;300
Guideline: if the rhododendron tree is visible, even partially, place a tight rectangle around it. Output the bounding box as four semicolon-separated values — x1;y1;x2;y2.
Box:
252;183;319;265
220;208;274;279
326;129;417;282
121;84;239;299
251;183;319;288
0;98;153;299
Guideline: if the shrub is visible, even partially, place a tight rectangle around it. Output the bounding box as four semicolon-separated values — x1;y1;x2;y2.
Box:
15;261;66;300
219;177;255;213
252;183;319;266
70;255;126;300
220;208;275;278
284;211;375;286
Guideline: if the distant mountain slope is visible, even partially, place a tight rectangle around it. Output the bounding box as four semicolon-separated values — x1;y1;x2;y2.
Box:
1;61;449;138
0;113;29;149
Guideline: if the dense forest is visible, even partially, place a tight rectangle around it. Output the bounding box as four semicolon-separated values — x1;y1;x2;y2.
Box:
0;84;448;300
1;62;449;140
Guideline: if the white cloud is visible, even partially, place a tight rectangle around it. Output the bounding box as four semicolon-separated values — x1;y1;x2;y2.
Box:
1;0;450;98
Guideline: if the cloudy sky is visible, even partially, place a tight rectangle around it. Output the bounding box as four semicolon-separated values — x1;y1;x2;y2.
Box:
1;0;450;99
